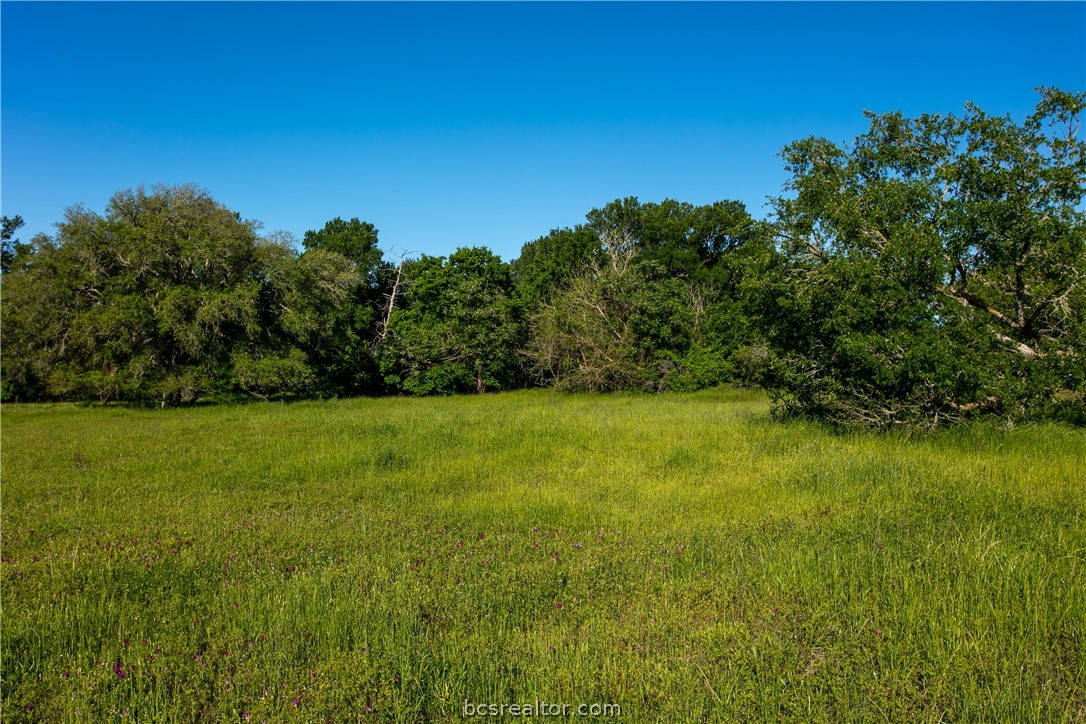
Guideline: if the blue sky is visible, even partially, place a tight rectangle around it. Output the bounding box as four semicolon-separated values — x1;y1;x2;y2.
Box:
3;2;1084;261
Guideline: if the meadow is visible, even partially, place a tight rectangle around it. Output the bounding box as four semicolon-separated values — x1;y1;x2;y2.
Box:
1;389;1083;722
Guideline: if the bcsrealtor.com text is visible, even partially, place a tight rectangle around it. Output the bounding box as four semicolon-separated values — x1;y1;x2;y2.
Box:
463;700;621;717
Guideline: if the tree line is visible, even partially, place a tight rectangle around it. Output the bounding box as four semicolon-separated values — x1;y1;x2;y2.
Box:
2;89;1084;429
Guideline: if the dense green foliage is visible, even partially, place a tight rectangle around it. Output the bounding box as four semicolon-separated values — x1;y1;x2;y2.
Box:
296;217;386;395
521;198;775;393
381;247;525;395
2;90;1083;428
764;87;1086;429
3;391;1084;720
1;214;26;274
0;186;359;405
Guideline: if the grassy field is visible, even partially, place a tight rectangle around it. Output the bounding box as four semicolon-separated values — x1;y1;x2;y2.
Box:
1;388;1084;721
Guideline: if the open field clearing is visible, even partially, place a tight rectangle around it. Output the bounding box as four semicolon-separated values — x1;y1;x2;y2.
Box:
2;389;1084;721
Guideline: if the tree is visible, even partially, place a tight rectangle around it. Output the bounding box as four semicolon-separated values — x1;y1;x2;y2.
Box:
524;198;775;392
525;245;697;392
302;217;382;284
381;247;525;395
1;185;358;404
1;214;26;273
299;217;388;394
761;88;1086;428
0;232;78;400
586;197;766;285
512;225;600;310
235;239;360;399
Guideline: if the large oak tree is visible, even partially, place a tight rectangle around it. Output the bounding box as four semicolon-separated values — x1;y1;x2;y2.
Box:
760;88;1086;428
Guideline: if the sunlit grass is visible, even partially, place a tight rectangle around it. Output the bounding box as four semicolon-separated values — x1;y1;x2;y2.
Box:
2;389;1084;721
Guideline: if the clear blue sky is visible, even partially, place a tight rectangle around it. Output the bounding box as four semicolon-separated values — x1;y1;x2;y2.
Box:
3;2;1084;261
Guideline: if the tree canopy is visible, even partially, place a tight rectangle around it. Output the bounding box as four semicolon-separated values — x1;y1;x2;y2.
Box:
761;87;1085;428
1;185;357;404
1;215;26;274
2;89;1082;429
381;247;525;395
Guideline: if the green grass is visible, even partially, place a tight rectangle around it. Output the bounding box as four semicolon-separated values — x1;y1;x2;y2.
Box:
2;388;1084;721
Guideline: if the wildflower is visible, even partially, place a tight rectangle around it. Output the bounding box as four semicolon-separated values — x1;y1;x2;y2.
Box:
113;662;126;679
292;699;299;708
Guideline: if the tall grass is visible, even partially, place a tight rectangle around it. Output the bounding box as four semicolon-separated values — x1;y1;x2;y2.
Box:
2;389;1083;721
